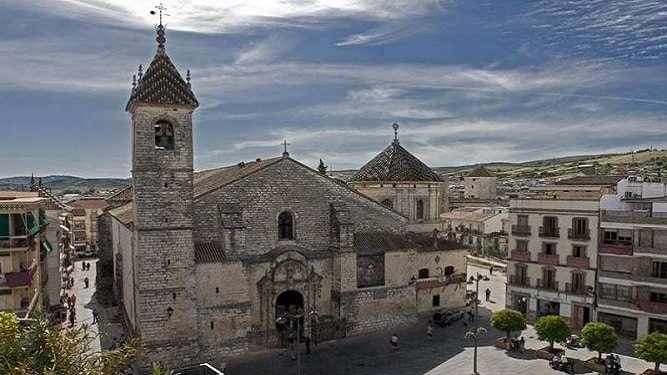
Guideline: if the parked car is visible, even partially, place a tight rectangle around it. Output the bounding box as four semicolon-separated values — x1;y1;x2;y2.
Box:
432;309;465;327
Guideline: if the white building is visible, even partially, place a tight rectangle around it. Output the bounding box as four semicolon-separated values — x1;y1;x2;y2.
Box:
440;207;508;256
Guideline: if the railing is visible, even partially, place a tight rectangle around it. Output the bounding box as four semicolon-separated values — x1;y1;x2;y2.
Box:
536;278;559;291
565;282;589;295
568;228;590;241
537;252;559;266
511;225;531;236
633;299;667;315
510;250;530;262
0;237;30;250
538;226;560;238
566;255;590;269
599;242;633;256
509;275;530;286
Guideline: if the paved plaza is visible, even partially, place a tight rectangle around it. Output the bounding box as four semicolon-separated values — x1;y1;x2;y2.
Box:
224;264;654;375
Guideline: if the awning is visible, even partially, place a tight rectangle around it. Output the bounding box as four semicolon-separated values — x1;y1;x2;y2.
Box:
41;238;53;253
25;213;40;236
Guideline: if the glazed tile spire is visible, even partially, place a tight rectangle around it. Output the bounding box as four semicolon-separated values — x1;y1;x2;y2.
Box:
126;21;198;111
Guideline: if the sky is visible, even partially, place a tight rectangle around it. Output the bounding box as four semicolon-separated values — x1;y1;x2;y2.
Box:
0;0;665;178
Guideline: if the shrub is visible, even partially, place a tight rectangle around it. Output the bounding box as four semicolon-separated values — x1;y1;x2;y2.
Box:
490;309;526;340
535;315;570;351
581;322;617;360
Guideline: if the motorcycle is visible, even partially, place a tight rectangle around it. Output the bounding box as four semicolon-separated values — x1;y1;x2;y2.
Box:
549;355;574;373
562;334;581;349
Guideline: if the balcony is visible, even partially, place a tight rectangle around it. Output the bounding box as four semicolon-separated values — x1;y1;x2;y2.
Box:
634;246;667;257
509;275;530;287
510;250;530;262
538;226;560;239
633;299;667;315
537;252;559;266
568;228;590;241
565;282;589;296
536;278;559;292
601;210;667;225
599;242;633;256
511;225;531;237
0;237;30;250
566;256;590;269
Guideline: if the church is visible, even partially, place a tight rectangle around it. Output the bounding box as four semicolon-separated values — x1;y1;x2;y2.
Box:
107;23;467;368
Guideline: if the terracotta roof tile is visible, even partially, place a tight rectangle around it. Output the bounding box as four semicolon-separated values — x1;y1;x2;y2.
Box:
70;198;109;210
108;202;134;226
193;157;283;198
354;231;464;253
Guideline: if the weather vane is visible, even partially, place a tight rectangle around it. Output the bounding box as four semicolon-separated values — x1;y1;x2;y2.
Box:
150;3;170;26
393;122;400;141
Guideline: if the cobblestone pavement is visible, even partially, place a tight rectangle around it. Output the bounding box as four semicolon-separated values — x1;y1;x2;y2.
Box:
65;259;126;353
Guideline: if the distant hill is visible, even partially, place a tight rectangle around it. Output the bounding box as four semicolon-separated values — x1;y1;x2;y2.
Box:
0;175;130;193
2;149;665;192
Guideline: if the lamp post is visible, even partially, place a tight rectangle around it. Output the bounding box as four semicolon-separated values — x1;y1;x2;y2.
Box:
473;272;483;321
276;308;319;375
465;326;487;375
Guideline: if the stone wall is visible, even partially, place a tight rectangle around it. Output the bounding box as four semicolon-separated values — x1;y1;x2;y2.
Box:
192;157;407;254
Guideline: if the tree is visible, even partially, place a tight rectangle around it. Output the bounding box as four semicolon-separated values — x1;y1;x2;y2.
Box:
534;315;570;351
317;159;328;175
490;309;526;341
0;312;139;375
580;322;617;361
635;332;667;374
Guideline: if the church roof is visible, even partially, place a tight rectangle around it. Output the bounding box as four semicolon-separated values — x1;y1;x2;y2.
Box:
126;25;198;111
350;140;441;183
466;165;495;178
354;232;464;254
193;157;283;198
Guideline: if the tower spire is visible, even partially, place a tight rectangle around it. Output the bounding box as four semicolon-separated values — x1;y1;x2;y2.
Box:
150;3;169;53
392;122;400;144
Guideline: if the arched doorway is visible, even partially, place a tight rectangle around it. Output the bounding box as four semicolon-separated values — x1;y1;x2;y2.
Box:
275;290;305;346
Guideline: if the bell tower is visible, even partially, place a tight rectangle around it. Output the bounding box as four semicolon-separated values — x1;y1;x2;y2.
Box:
126;20;199;362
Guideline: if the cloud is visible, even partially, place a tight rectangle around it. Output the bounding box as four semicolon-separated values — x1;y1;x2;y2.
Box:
9;0;451;34
234;34;300;65
336;21;432;46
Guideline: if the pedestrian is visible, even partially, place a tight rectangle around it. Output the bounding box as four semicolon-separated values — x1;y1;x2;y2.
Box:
489;266;493;275
69;276;74;289
68;310;75;327
71;294;77;306
82;262;86;271
519;336;525;353
92;310;99;324
86;262;90;271
467;308;473;322
305;336;311;354
84;277;89;288
427;321;434;341
389;333;399;350
613;354;621;373
485;288;491;301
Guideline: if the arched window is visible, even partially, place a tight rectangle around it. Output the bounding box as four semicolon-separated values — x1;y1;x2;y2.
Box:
154;120;175;150
444;266;455;276
418;268;429;279
381;199;393;209
416;199;425;220
278;212;294;239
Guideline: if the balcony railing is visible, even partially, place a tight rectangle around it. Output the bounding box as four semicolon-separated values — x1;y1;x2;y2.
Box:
537;252;559;266
511;225;531;236
566;255;590;269
510;250;530;262
599;242;633;256
568;228;590;241
0;237;30;250
565;282;589;295
536;278;559;291
538;226;560;238
633;299;667;315
509;275;530;286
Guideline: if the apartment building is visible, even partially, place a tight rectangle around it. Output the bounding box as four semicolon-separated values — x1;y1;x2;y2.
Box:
440;206;508;256
0;192;49;318
70;197;109;253
597;176;667;339
506;176;620;329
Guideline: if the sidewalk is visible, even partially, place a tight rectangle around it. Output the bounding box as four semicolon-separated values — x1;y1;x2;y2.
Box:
467;254;507;269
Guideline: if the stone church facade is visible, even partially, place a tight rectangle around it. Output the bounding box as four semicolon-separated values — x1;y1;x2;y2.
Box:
108;25;467;369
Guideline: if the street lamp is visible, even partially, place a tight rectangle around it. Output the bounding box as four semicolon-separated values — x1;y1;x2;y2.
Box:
472;272;484;320
465;326;487;375
276;308;319;375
